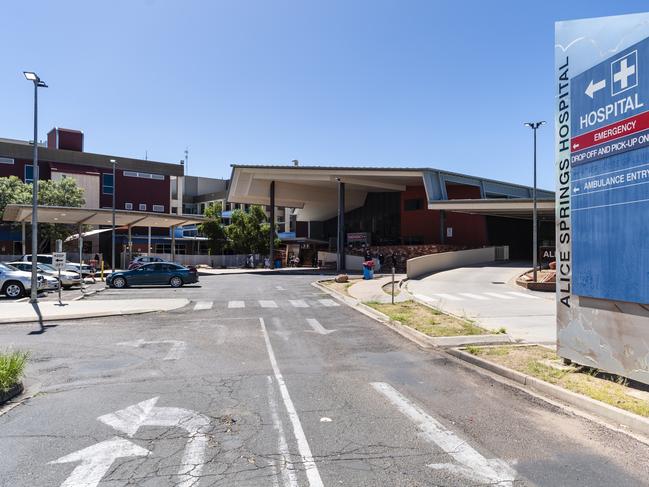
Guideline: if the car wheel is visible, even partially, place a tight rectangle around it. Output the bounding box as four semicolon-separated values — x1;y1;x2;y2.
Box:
3;281;25;299
170;276;183;288
112;277;127;289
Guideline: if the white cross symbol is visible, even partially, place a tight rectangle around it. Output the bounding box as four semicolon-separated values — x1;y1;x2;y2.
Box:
614;58;636;89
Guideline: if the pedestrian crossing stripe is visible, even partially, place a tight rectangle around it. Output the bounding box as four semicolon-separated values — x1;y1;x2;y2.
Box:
289;300;308;308
193;301;213;311
259;300;279;308
318;299;340;307
458;293;489;301
228;300;245;308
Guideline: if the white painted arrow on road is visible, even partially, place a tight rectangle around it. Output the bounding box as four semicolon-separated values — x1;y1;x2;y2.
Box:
117;339;186;360
306;318;336;335
585;78;606;98
98;397;211;487
50;437;150;487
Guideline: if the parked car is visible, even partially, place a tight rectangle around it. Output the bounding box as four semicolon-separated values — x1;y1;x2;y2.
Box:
17;255;93;277
7;262;82;289
107;262;198;288
128;255;166;270
0;262;45;298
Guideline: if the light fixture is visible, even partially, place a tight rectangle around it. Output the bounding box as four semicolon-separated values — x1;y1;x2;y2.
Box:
23;71;38;81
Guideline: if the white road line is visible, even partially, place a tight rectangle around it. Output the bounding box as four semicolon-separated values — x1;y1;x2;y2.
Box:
276;286;287;291
260;300;279;308
458;293;489;301
483;292;516;300
305;318;336;335
431;293;464;301
506;291;539;300
228;300;245;308
266;376;299;487
193;301;213;311
371;382;516;486
318;299;339;307
260;318;324;487
412;293;436;303
289;300;309;308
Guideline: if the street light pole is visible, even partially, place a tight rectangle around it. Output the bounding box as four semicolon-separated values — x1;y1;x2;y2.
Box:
110;159;117;273
524;121;546;283
23;72;47;303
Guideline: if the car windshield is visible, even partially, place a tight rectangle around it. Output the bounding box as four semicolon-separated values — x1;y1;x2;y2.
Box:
39;263;57;271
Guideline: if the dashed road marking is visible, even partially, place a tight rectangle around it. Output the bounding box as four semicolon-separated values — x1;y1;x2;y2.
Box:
318;299;339;307
193;301;213;311
431;293;464;301
458;293;489;301
506;291;539;299
482;292;516;300
228;300;245;308
260;300;279;308
289;300;309;308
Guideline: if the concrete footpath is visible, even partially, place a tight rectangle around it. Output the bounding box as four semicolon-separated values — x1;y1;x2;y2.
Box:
347;274;408;303
0;299;189;324
407;262;556;344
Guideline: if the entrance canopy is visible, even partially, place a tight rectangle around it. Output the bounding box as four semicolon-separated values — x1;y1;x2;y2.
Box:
427;199;555;219
3;204;205;228
228;165;555;221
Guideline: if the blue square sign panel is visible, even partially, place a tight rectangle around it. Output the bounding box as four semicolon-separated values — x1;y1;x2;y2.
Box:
571;35;649;304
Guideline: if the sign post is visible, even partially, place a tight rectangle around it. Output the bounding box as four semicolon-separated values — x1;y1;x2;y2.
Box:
52;251;66;306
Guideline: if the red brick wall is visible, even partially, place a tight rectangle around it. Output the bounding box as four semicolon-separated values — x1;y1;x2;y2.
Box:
400;184;488;247
99;170;170;212
0;158;51;181
444;183;488;247
400;185;440;243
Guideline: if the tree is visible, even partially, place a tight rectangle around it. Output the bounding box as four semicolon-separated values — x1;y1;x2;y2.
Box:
0;176;85;251
198;202;226;253
226;205;279;255
0;176;31;216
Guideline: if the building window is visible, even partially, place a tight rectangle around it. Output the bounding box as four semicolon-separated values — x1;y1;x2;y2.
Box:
24;165;34;183
139;203;147;211
0;157;14;165
124;202;133;210
123;171;164;181
102;173;114;195
404;198;423;211
153;204;164;212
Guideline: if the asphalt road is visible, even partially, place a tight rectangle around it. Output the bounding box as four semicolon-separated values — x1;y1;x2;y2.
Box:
407;263;556;344
1;273;648;486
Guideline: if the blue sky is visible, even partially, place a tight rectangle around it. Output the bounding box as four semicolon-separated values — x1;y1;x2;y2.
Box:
2;1;649;190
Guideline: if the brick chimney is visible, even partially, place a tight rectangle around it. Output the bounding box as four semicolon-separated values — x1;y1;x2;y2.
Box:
47;127;84;151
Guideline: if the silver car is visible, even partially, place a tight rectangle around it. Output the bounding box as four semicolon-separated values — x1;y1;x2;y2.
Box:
8;262;82;289
0;262;44;299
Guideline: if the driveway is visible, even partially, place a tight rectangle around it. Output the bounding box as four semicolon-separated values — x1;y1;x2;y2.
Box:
1;274;646;486
407;262;556;344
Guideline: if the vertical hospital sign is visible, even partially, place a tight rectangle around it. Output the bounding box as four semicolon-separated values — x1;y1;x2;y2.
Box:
555;13;649;386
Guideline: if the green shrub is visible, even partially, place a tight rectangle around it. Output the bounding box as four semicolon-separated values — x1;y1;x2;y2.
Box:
0;350;29;391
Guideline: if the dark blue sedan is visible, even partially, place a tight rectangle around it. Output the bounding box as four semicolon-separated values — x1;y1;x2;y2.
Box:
107;262;198;288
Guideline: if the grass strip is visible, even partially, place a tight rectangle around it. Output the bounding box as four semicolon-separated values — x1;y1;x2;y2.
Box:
466;345;649;418
367;300;490;337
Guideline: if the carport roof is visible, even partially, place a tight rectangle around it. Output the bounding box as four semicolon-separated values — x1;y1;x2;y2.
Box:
2;204;205;227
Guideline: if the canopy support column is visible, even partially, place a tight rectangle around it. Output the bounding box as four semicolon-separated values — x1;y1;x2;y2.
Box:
171;225;176;262
148;226;152;256
269;181;275;265
337;179;345;272
127;225;133;265
21;222;26;255
78;224;85;293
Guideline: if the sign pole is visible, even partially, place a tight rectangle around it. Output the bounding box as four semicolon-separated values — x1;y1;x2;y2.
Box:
391;266;395;305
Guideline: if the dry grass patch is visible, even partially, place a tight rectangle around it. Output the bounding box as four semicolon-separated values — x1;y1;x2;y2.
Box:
321;279;360;297
367;300;489;337
466;345;649;418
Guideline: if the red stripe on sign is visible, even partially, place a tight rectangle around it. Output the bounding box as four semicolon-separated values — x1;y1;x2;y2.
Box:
571;110;649;151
